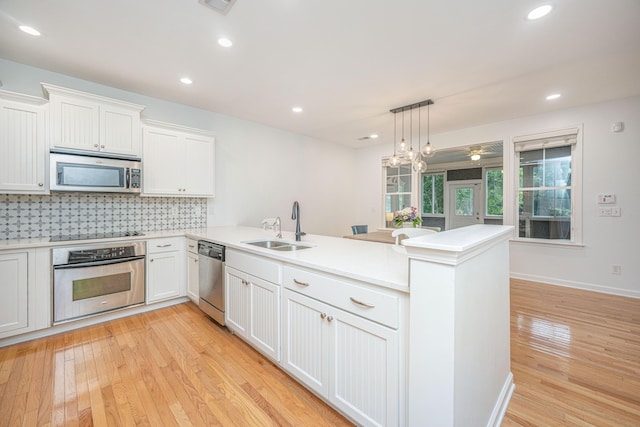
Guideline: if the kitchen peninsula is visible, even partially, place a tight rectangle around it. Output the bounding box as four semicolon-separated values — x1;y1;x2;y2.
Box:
0;224;513;427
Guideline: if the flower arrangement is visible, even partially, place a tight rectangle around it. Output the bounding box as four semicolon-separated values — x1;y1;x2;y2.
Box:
393;206;422;228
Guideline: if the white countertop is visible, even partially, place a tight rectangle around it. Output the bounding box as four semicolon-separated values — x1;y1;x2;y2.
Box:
0;224;514;293
0;226;410;292
186;227;410;292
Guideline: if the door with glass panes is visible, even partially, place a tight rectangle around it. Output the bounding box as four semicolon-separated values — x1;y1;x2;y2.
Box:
447;181;482;229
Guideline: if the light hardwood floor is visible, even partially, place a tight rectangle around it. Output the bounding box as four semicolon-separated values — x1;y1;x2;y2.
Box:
1;280;639;426
504;279;640;426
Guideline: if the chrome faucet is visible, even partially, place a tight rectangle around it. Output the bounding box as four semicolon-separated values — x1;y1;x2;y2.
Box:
274;216;282;239
291;201;306;241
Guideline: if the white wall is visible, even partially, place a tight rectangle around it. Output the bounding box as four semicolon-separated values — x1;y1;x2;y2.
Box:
355;96;640;298
0;59;357;237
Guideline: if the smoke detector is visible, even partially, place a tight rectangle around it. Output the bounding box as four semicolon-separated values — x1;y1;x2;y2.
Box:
199;0;237;15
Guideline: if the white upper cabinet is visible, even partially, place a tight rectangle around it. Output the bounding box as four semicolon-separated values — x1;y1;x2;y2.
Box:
0;90;48;194
142;120;215;197
42;83;144;157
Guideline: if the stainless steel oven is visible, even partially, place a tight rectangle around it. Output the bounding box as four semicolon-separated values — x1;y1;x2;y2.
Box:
52;241;146;324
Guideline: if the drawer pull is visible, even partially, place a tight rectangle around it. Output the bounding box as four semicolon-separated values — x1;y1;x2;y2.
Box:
156;244;172;248
293;278;310;287
350;297;375;308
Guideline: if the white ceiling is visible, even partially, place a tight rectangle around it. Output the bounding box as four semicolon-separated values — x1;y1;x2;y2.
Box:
1;0;639;148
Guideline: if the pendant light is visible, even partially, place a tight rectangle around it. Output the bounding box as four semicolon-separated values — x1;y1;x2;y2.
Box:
406;108;416;161
413;105;427;173
390;113;400;166
398;109;407;153
421;101;435;158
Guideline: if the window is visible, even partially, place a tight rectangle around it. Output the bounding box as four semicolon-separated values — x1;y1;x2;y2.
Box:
485;168;503;216
385;164;412;215
514;128;580;243
422;173;444;215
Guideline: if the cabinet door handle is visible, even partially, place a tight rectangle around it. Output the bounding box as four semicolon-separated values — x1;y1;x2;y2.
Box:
156;244;172;248
327;316;334;322
350;297;375;308
150;259;154;262
94;144;99;148
241;279;249;286
194;259;198;263
293;278;310;287
38;182;44;187
100;145;105;149
320;313;326;319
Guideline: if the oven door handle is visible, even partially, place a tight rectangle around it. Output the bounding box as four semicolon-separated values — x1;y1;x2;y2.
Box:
53;255;146;270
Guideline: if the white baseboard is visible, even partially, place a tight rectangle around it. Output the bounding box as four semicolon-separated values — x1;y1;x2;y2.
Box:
510;273;640;299
0;297;190;348
487;372;515;427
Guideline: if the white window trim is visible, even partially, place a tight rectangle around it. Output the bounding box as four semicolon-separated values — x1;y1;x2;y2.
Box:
512;126;583;245
381;159;420;227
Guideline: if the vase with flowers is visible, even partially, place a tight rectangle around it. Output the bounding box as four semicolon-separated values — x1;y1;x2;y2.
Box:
393;206;422;228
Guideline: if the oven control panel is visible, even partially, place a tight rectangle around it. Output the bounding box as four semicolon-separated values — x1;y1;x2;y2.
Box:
68;246;136;264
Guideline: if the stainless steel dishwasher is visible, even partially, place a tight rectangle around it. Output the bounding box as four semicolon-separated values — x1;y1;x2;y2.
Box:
198;240;225;325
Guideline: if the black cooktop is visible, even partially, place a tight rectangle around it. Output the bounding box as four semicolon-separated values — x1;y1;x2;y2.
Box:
49;231;144;242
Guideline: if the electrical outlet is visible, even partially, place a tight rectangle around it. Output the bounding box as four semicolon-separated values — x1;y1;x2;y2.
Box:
611;265;622;275
599;207;612;217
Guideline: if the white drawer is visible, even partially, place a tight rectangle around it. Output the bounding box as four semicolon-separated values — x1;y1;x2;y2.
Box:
226;249;282;284
283;266;399;329
147;237;183;254
186;238;198;254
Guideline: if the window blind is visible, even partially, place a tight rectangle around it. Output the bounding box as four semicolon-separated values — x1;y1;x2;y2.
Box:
514;127;578;152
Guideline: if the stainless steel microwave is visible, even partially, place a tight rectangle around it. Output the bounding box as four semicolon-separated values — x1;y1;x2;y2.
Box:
50;151;142;193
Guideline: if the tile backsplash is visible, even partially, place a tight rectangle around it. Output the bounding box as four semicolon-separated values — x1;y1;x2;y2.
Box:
1;193;207;240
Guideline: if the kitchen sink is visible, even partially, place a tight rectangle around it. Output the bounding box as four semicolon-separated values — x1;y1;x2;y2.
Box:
271;243;312;251
245;240;290;249
244;239;313;251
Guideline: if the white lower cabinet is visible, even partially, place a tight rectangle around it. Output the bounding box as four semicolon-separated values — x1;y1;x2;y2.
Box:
147;237;185;303
0;252;28;335
226;266;280;361
186;238;199;303
283;289;398;427
0;248;51;340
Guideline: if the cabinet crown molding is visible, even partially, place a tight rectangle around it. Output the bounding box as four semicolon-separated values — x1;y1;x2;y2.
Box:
142;119;215;138
0;89;48;106
41;83;145;112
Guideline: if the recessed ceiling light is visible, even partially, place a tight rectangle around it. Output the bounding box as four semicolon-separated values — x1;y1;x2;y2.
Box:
19;25;41;36
218;37;233;48
370;134;379;139
546;93;561;100
180;77;193;85
292;106;303;113
527;5;553;20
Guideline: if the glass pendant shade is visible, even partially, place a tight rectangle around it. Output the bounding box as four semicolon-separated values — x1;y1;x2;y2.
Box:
390;154;400;166
399;139;407;152
413;155;427;173
422;141;435;158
